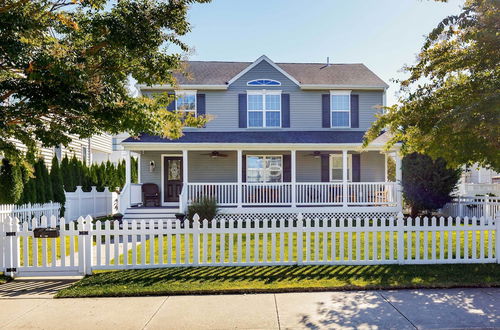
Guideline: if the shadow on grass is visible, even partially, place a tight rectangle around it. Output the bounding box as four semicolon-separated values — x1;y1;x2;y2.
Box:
67;264;500;291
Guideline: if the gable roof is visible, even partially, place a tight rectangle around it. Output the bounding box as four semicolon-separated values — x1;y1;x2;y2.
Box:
165;55;388;89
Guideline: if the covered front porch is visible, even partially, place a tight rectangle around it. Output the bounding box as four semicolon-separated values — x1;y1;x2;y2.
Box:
120;144;402;214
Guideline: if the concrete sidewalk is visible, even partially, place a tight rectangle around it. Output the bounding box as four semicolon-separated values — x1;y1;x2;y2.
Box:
0;286;498;329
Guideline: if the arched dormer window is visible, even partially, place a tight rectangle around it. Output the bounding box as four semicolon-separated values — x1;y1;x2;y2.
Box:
247;79;281;86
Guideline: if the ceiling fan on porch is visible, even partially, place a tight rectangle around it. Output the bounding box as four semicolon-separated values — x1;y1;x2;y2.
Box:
201;151;228;158
306;151;325;159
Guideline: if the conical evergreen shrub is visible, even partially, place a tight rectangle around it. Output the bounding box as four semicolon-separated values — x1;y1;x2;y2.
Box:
50;157;66;210
0;159;23;204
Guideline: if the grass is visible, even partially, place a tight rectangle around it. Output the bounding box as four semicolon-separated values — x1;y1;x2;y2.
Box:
19;236;78;266
0;274;11;285
55;264;500;298
112;229;495;265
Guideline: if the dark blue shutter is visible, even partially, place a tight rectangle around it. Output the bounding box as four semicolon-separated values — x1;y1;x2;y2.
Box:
167;92;175;111
283;154;291;182
242;154;246;182
352;154;361;182
196;94;205;116
322;94;330;128
321;154;329;182
238;94;247;128
281;94;290;128
350;94;359;128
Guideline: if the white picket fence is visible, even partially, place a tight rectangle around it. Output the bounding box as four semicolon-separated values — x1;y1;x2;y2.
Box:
441;196;500;221
0;203;61;224
64;186;119;220
1;213;498;277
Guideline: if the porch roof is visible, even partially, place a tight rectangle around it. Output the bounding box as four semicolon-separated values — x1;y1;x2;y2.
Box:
123;131;367;144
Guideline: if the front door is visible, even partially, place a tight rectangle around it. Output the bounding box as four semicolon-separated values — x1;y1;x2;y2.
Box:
164;157;183;202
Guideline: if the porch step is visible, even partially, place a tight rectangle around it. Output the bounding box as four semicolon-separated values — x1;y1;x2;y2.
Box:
122;207;180;221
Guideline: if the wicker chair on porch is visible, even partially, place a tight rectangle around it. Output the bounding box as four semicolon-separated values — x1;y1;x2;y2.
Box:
142;183;160;207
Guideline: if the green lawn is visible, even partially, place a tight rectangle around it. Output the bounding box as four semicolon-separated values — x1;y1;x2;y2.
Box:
19;236;78;266
55;264;500;298
114;230;495;265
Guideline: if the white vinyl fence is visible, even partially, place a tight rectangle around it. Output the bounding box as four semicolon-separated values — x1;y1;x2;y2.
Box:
0;203;61;224
64;186;119;220
441;196;500;221
1;213;498;277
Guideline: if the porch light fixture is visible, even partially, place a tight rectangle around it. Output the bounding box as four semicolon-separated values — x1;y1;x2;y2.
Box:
149;160;155;172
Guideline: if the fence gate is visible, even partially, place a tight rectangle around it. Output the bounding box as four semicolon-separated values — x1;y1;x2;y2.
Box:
2;216;92;277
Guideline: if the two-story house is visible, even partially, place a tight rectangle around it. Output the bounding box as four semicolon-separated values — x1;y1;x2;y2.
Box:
120;56;402;221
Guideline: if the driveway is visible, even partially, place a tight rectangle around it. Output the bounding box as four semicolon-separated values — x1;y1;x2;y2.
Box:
0;283;498;329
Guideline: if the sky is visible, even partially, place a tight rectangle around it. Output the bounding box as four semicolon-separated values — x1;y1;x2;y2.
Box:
172;0;465;106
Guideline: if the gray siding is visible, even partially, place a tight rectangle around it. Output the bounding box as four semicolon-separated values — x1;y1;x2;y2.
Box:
360;151;385;182
188;151;237;183
139;150;386;189
146;60;384;132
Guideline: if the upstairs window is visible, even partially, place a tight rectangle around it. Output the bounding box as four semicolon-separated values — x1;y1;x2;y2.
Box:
247;79;281;86
246;155;283;183
331;91;351;128
175;91;197;115
247;91;281;128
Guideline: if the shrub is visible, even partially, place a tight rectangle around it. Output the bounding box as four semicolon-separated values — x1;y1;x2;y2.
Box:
402;153;461;216
50;157;66;215
0;159;23;204
187;197;220;221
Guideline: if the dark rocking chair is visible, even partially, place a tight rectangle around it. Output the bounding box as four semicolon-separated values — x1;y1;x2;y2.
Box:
142;183;160;207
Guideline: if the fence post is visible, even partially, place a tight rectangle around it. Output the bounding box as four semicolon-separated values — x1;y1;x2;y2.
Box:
84;215;93;275
76;186;82;218
193;214;200;265
496;214;500;264
91;186;97;217
484;196;490;221
297;213;303;265
397;212;405;265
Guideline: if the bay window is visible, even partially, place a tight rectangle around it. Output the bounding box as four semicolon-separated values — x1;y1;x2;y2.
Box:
330;91;351;128
246;155;282;183
247;91;281;128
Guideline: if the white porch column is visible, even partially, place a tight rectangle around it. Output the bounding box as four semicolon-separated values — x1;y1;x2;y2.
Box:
395;151;403;210
125;150;132;208
182;150;188;185
237;150;242;208
291;150;296;207
342;150;348;207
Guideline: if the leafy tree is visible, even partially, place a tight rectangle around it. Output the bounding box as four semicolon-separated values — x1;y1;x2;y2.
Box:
60;155;73;192
387;156;396;182
0;0;210;163
0;159;23;204
402;153;461;216
50;157;66;214
33;159;47;203
364;0;500;171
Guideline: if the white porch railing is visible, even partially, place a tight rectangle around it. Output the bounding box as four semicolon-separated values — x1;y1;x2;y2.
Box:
186;182;398;207
242;183;293;205
459;183;500;196
130;183;142;206
441;196;500;220
295;183;343;205
348;182;397;205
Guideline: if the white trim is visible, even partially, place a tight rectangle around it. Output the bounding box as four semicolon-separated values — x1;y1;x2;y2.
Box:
160;153;183;206
136;84;228;90
300;84;387;90
246;154;284;183
247;90;282;128
247;79;281;86
122;142;402;152
329;153;352;182
227;55;301;86
330;90;351;128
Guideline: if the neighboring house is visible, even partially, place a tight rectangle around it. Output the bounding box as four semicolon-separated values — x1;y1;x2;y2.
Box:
458;164;500;196
119;55;402;220
7;134;113;167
